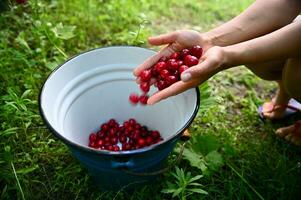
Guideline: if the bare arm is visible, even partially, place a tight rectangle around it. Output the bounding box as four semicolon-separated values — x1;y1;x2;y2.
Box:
149;20;301;104
205;0;301;46
223;20;301;66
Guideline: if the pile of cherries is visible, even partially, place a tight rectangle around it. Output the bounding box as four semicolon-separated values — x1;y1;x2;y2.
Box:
129;45;203;105
88;118;163;151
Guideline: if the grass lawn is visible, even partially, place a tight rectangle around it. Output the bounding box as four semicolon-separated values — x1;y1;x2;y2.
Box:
1;0;301;199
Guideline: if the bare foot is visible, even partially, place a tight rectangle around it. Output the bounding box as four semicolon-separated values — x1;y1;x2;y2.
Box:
276;121;301;146
262;85;291;119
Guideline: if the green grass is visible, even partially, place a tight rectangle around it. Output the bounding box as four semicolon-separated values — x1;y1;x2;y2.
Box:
1;0;301;199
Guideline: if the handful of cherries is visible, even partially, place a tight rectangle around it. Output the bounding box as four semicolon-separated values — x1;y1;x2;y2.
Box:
129;45;203;105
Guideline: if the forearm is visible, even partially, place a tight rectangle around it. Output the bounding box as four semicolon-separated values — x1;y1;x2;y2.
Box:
224;20;301;67
204;0;301;47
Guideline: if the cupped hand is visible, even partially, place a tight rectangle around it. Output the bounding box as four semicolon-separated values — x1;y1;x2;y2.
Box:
133;30;212;76
147;46;228;105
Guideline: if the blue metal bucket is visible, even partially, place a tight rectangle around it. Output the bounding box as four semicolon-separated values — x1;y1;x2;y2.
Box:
39;46;200;190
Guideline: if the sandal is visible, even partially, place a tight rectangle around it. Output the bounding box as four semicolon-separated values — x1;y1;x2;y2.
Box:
258;99;301;120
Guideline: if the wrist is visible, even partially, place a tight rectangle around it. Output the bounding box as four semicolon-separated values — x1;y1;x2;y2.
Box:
221;45;240;68
200;32;214;51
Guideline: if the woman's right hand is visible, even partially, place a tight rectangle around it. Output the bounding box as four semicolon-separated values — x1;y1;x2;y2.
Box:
133;30;213;77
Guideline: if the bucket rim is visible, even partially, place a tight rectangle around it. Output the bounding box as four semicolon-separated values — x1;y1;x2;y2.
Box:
39;45;200;156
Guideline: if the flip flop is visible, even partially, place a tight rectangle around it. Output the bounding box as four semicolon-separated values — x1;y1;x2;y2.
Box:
258;98;301;121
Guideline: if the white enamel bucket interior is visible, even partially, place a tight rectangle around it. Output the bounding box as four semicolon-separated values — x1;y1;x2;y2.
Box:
40;46;199;153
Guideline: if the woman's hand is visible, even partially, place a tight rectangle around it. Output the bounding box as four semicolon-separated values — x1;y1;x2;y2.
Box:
133;30;212;76
147;46;229;105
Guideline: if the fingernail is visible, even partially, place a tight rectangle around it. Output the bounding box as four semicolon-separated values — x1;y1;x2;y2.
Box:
181;72;191;82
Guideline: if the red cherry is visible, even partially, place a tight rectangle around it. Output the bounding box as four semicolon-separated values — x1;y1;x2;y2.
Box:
177;60;184;66
139;70;151;82
16;0;27;4
167;59;179;71
129;93;139;104
166;75;177;85
180;49;190;59
108;119;117;127
119;135;127;143
190;45;203;58
155;62;167;72
151;67;159;76
138;138;146;147
140;82;150;93
108;145;114;151
89;133;97;142
113;145;120;151
184;55;198;67
101;124;109;132
146;136;154;145
179;65;189;74
111;137;118;145
169;52;180;60
160;69;170;79
97;131;105;138
139;95;149;105
129;118;137;126
158;57;167;62
157;80;167;91
151;131;160;139
122;143;131;151
97;140;104;147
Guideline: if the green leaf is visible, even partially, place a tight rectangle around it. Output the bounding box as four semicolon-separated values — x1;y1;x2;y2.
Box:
15;32;31;51
188;175;203;183
205;150;224;171
161;188;177;194
51;23;76;40
0;127;18;137
181;148;207;172
191;134;220;155
16;165;39;174
172;188;182;198
187;188;208;195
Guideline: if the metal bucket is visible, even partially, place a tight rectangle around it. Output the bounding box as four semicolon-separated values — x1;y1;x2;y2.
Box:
39;46;200;190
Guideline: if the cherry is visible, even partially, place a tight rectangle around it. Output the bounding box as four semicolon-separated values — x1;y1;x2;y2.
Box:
146;136;154;145
97;140;104;146
166;75;177;85
111;137;118;145
129;119;137;127
155;62;167;72
138;138;146;147
108;119;117;127
184;55;199;67
119;135;127;143
160;69;170;79
190;45;203;58
129;93;139;104
180;49;190;59
151;131;160;139
139;70;152;82
101;124;109;132
179;65;189;74
89;133;97;142
158;56;167;62
167;59;179;71
139;94;148;105
170;52;180;60
157;80;167;90
177;60;184;66
113;145;120;151
140;82;150;93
